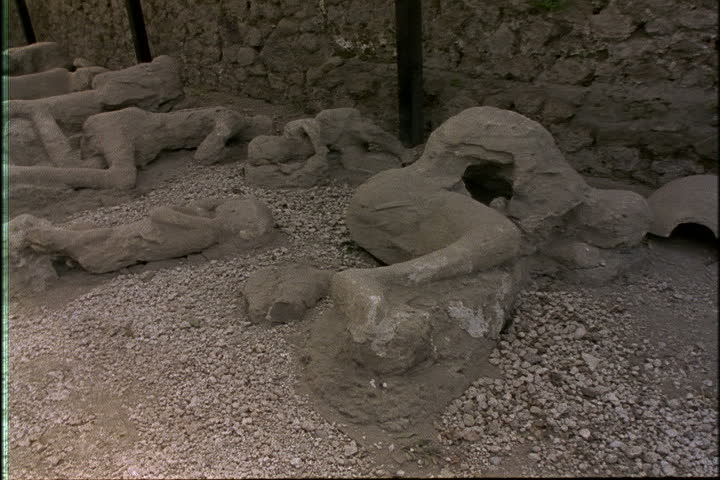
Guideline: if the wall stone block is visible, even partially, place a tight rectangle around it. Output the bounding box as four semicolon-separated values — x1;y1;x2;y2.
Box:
9;0;717;187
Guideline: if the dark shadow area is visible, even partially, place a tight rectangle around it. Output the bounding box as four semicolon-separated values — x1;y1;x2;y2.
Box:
648;223;718;267
670;223;718;250
462;163;514;204
52;256;76;277
341;239;387;266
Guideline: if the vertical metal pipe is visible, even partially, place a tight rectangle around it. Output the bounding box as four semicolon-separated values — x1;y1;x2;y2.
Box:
15;0;37;45
395;0;424;147
125;0;152;63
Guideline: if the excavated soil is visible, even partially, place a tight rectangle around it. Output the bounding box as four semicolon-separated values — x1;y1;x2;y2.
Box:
7;94;719;478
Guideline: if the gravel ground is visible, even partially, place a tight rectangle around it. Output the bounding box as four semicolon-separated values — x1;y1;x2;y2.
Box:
438;283;718;477
8;113;719;477
10;153;388;479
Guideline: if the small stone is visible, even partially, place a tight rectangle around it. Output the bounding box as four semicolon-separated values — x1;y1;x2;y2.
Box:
624;445;643;459
439;468;454;478
290;457;302;468
524;352;542;365
490;456;502;465
463;429;480;442
343;441;358;457
605;453;618;464
606;392;620;404
660;461;676;476
48;455;62;466
655;443;670;455
608;440;625;449
139;270;156;282
581;352;601;371
462;413;475;427
578;428;591;440
581;386;600;398
643;451;660;464
574;326;587;339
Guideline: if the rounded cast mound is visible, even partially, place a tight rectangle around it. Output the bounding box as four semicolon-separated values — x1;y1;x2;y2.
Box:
647;174;718;238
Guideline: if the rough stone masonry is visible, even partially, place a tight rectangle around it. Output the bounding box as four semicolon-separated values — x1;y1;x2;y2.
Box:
9;0;718;188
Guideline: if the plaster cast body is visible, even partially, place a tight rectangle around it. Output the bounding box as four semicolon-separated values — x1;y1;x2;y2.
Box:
331;107;652;374
247;108;410;187
14;197;275;274
9;105;272;190
6;55;184;132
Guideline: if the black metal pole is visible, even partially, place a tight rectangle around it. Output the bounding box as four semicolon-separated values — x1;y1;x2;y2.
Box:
125;0;152;63
395;0;424;147
15;0;37;45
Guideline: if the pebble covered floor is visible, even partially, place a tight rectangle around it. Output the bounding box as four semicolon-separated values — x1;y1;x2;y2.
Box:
9;154;719;478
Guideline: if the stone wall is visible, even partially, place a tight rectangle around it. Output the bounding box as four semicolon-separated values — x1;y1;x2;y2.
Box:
8;0;718;187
